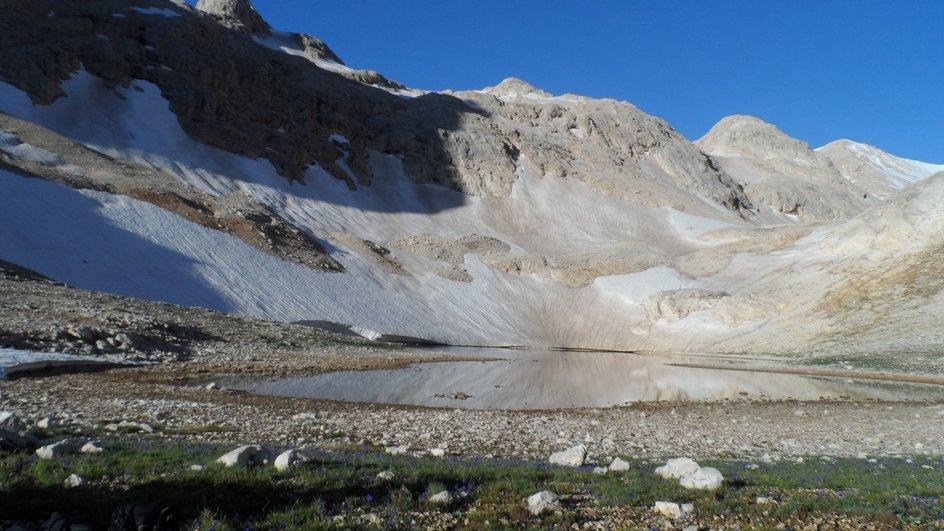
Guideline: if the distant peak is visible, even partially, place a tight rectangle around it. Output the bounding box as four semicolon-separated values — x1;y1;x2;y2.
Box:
196;0;271;36
483;77;552;99
710;114;779;132
696;115;811;156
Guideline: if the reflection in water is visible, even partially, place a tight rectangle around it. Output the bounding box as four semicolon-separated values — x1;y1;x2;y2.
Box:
231;348;944;410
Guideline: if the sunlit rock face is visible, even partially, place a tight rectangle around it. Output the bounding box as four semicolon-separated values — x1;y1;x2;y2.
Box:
0;0;940;354
697;115;869;221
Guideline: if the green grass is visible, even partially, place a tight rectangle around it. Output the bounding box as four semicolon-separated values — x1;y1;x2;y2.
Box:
1;442;942;529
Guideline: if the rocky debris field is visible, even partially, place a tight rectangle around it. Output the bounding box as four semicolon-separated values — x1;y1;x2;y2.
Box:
1;410;942;530
2;267;944;528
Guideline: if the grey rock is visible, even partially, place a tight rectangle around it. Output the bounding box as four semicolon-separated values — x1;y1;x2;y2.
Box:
549;444;586;467
526;490;560;515
216;444;271;467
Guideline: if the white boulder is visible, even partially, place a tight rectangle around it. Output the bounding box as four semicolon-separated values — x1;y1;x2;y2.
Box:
526;490;560;515
428;490;452;504
273;449;307;471
385;445;409;455
376;470;396;481
653;501;693;519
608;457;630;472
36;439;82;460
216;445;271;467
64;474;84;488
679;467;724;490
80;441;104;454
654;457;700;479
549;444;587;467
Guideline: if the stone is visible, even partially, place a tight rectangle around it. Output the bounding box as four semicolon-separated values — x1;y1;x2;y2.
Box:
36;416;56;429
0;412;36;451
549;444;587;467
679;467;724;490
429;448;445;457
66;325;95;341
428;490;452;505
385;445;409;455
107;420;155;433
273;449;307;471
205;382;218;390
526;490;560;515
653;501;683;519
608;457;630;472
756;496;774;505
0;411;22;431
216;445;271;467
80;441;104;454
189;464;206;472
655;457;701;479
376;470;395;481
64;474;84;488
195;0;272;36
592;466;607;474
36;438;82;459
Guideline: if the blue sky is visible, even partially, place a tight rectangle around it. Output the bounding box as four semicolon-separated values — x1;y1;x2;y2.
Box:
216;1;942;162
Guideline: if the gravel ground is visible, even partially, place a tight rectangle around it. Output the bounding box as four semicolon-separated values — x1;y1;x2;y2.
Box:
2;263;943;466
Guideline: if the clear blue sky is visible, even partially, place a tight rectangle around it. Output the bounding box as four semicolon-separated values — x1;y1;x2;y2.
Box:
209;1;943;162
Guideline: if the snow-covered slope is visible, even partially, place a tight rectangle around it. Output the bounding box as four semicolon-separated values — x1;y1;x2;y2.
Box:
0;0;940;355
817;139;944;199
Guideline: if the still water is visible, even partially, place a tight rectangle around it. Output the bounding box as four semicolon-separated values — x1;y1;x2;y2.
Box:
229;348;944;410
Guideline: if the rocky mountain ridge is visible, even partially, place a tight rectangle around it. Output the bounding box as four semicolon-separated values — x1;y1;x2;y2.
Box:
0;0;940;354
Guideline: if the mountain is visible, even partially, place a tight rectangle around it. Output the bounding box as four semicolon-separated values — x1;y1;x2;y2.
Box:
817;139;944;200
0;0;940;355
695;115;870;222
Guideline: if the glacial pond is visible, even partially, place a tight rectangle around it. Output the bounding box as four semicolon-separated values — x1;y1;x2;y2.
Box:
228;348;944;410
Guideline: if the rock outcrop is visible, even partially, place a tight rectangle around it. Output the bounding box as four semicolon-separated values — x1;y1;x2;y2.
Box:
195;0;271;36
697;115;868;221
817;139;944;199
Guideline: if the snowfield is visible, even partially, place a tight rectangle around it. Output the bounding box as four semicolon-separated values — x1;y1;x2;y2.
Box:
0;69;940;353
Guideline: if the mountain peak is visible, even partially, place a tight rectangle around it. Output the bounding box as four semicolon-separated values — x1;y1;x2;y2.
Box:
195;0;271;36
817;138;944;197
696;114;810;158
482;77;552;99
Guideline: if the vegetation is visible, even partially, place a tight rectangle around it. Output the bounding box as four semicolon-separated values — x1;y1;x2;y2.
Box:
1;441;942;529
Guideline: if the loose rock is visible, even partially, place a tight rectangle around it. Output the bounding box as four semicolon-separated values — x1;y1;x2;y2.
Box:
273;449;307;471
36;438;82;459
679;467;724;490
526;490;560;515
608;457;630;472
549;444;587;467
216;444;271;467
654;457;700;479
428;490;452;505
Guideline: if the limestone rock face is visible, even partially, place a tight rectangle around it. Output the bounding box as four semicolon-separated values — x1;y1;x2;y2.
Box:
817;139;944;200
196;0;271;36
697;115;868;221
